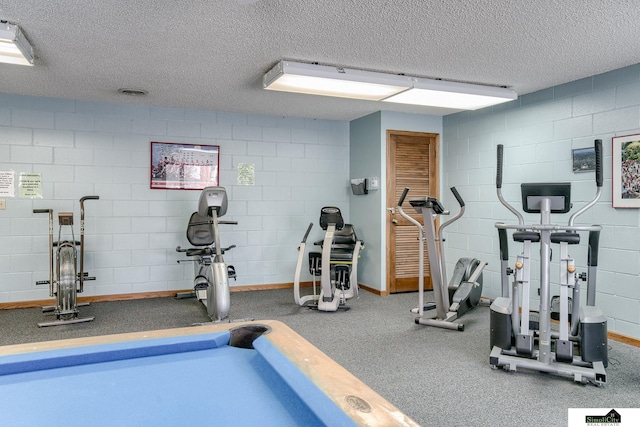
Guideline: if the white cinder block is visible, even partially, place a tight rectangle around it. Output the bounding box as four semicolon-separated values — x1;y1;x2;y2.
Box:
11;145;52;164
12;109;55;129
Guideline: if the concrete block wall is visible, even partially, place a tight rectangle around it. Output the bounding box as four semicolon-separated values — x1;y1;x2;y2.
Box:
443;64;640;339
0;93;350;302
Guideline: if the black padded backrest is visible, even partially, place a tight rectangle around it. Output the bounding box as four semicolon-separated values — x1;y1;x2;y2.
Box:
319;206;344;231
332;224;357;246
186;212;214;246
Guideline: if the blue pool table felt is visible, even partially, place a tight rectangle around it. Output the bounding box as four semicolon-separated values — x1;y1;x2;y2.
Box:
0;320;418;427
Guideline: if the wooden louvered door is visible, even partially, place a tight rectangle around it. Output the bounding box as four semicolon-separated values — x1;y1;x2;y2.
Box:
386;131;439;293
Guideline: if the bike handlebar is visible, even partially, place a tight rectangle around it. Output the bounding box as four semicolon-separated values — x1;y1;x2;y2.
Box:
33;209;52;214
80;195;100;202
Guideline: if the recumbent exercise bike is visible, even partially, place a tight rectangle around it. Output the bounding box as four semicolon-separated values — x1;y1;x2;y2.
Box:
293;206;364;311
176;186;237;322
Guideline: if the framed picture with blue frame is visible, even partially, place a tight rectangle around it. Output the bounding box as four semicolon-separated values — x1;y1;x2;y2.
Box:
150;142;220;190
612;133;640;208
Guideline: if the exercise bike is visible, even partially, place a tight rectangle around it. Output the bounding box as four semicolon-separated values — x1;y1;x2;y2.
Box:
33;195;99;327
293;207;363;311
397;187;486;331
176;186;237;322
489;140;607;385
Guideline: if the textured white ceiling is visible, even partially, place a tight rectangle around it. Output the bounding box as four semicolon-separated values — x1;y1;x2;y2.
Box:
2;0;640;120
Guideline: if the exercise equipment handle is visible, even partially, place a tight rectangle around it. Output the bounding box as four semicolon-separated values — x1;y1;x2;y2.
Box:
450;187;465;208
569;139;604;226
594;139;603;188
79;195;99;294
33;209;54;297
80;195;100;202
496;144;504;189
495;144;524;225
301;222;313;243
219;220;238;225
398;187;410;206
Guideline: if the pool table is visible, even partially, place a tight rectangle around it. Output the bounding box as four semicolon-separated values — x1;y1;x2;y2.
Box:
0;320;418;426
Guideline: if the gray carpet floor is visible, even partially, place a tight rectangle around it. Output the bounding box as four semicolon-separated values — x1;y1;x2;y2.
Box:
1;288;639;427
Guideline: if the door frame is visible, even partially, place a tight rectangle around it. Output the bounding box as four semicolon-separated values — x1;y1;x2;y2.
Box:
385;130;440;294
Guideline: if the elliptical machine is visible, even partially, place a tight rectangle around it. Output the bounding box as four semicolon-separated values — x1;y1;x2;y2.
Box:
397;187;486;331
33;195;99;327
489;140;607;385
176;186;237;322
293;207;363;312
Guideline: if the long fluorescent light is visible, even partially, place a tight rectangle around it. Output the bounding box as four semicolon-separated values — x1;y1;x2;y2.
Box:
263;60;412;101
0;22;34;66
263;60;517;110
383;77;517;110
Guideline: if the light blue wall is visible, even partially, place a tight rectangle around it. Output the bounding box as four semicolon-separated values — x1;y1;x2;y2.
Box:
443;64;640;339
0;93;350;302
350;110;442;292
349;112;382;289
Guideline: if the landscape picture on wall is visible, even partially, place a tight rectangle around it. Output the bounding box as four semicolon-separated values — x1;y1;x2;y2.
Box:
612;134;640;208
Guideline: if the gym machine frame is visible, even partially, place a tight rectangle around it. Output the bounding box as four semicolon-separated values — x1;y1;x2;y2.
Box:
176;187;237;323
293;207;363;312
34;195;99;327
489;140;607;385
397;187;486;331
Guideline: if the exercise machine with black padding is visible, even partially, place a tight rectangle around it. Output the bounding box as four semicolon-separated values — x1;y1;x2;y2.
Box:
176;186;238;323
293;207;364;312
489;139;607;385
397;187;487;331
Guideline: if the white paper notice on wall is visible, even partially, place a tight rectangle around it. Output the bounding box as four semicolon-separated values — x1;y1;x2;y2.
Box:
0;171;15;197
18;172;43;199
237;163;255;185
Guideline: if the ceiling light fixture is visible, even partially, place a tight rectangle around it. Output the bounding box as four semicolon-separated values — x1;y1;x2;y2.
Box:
264;60;412;101
0;22;34;66
263;60;517;110
383;77;517;110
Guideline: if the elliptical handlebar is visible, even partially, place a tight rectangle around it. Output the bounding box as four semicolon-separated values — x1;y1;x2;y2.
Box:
300;222;313;244
398;187;410;206
439;187;465;232
496;144;504;189
569;139;603;226
396;188;424;232
450;186;465;208
496;144;525;226
595;138;603;188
